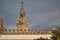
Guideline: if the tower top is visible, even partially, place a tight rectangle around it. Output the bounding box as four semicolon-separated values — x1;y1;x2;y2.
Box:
20;1;25;18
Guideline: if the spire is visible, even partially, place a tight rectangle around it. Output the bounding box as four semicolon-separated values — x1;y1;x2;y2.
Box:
20;1;25;18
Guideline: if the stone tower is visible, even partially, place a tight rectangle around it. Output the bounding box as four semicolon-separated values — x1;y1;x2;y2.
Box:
0;17;6;33
0;17;3;31
16;2;29;31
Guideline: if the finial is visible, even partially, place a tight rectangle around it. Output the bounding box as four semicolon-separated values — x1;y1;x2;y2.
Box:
21;1;23;4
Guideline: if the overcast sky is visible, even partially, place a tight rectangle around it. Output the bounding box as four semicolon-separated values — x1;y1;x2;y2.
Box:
0;0;60;30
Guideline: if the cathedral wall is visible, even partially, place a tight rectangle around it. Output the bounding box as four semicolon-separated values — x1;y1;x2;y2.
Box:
1;29;52;35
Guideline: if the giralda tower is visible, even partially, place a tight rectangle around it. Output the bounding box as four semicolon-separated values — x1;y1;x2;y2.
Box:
16;2;29;31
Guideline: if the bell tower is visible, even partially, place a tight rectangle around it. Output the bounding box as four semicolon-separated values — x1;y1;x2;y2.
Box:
16;2;29;31
20;2;25;18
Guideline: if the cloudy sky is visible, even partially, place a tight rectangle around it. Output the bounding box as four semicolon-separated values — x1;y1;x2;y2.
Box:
0;0;60;30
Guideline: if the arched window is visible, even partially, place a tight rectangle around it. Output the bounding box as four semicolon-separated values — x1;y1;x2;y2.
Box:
20;29;23;31
24;29;26;31
19;21;23;25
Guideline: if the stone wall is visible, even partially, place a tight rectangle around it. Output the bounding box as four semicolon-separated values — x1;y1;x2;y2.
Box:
1;29;52;35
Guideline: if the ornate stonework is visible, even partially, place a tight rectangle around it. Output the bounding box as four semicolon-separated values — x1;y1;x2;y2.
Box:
0;2;52;35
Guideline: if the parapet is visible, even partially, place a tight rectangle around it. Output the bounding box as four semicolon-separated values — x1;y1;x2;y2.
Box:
0;29;52;35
